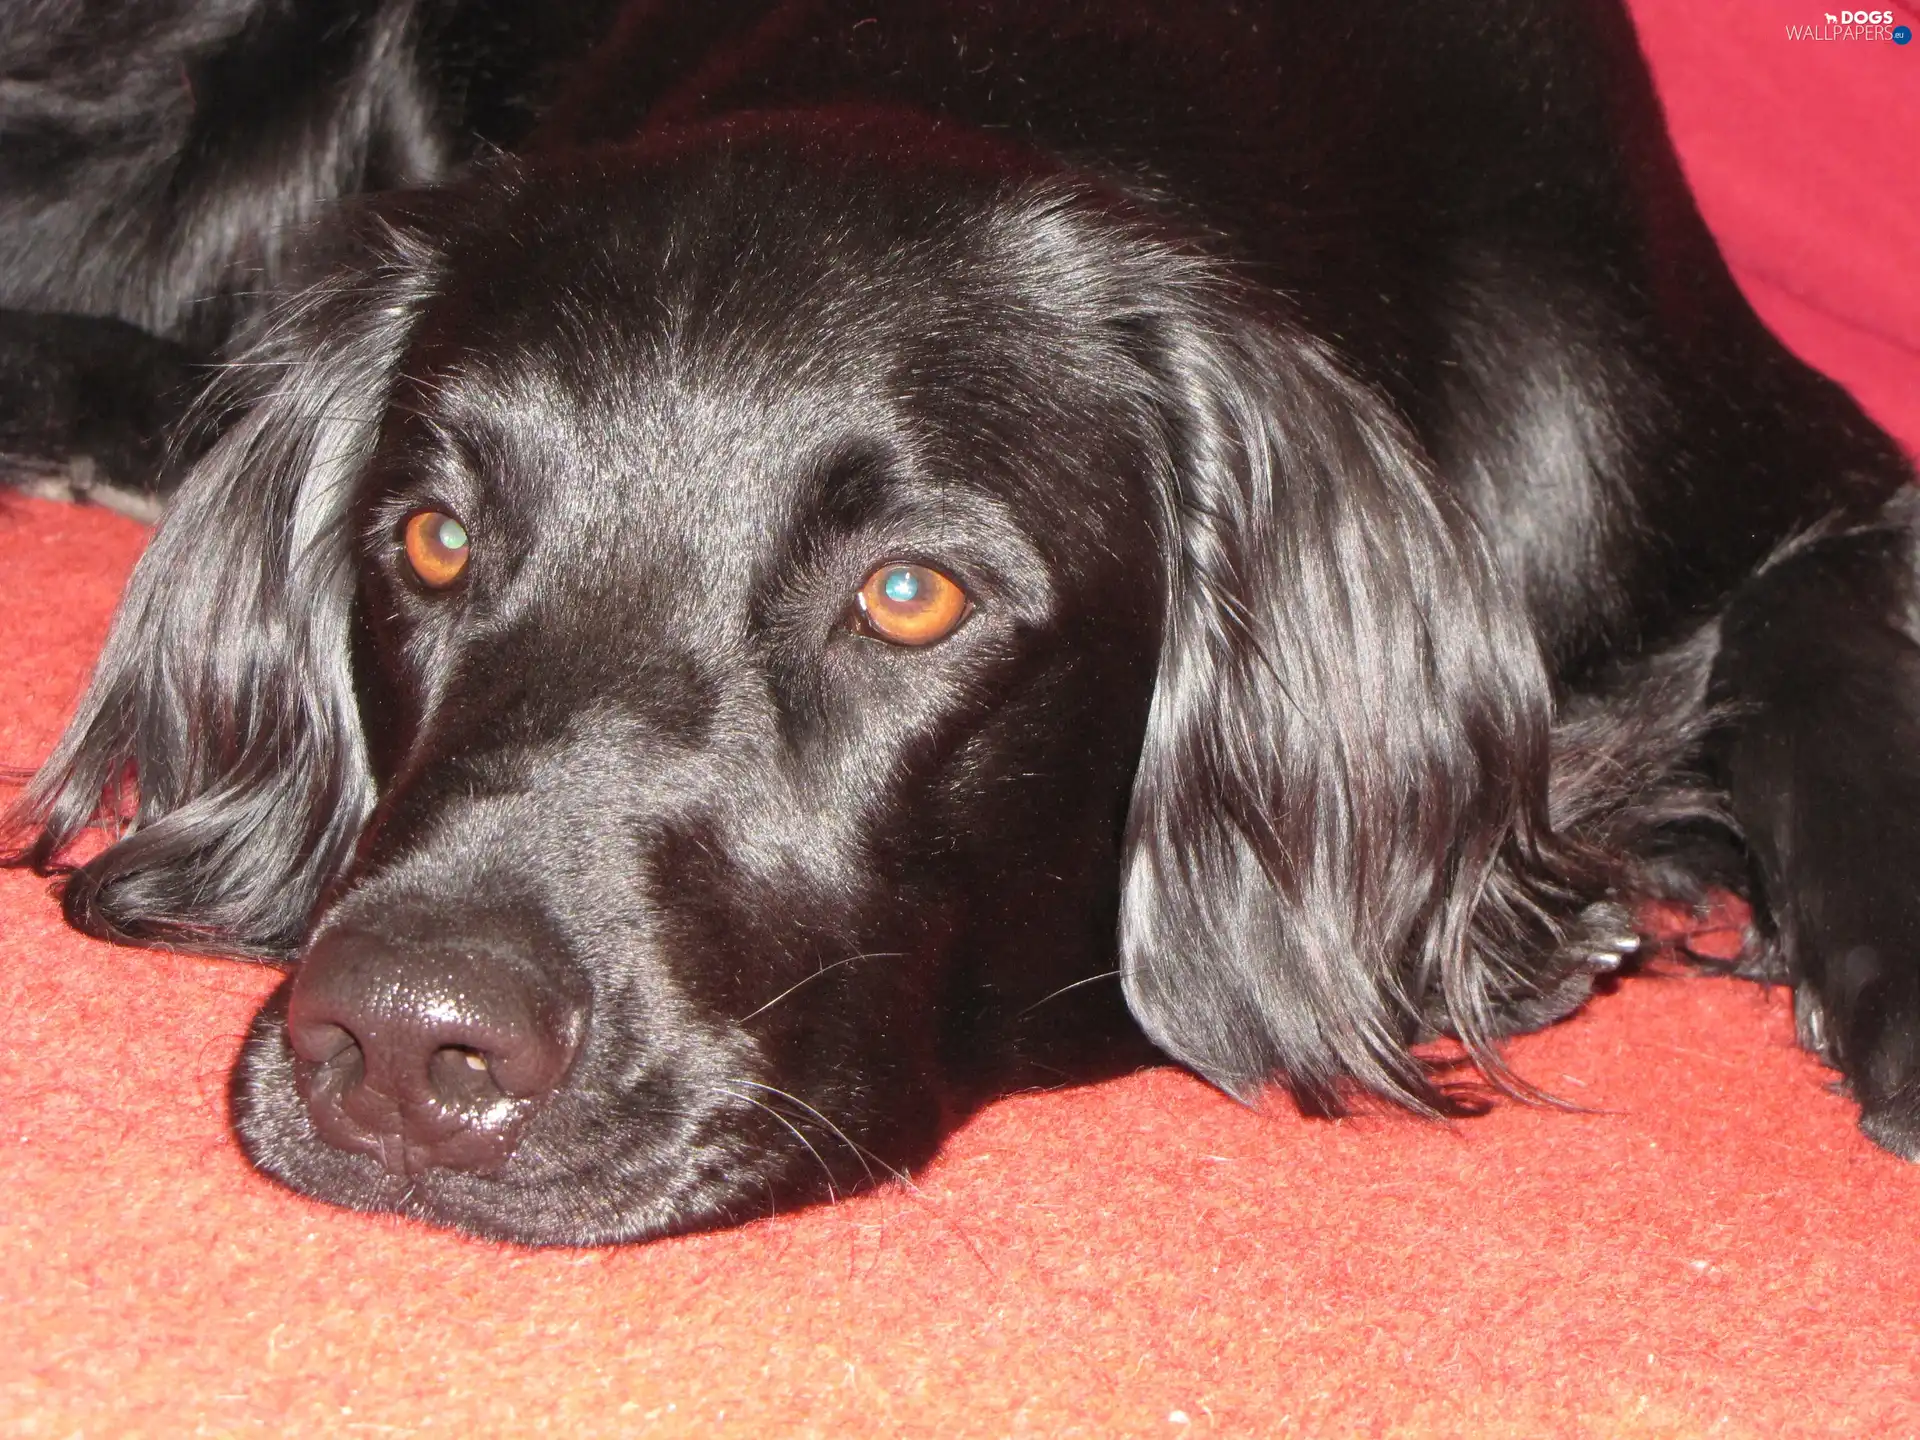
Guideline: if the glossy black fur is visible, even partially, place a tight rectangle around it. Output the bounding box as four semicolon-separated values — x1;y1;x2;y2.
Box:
4;1;1917;1245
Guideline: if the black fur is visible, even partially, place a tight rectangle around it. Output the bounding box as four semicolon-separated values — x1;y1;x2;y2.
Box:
4;0;1916;1245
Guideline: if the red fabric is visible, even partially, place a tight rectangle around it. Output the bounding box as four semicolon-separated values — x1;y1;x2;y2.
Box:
5;5;1920;1432
1633;0;1920;459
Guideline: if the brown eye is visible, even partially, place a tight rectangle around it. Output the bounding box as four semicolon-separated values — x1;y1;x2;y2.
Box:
403;510;471;588
856;562;969;646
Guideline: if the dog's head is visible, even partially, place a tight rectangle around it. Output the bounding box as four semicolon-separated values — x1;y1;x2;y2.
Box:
15;120;1577;1244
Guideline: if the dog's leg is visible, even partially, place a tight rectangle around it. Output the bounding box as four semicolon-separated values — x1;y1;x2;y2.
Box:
0;310;206;520
1713;491;1920;1158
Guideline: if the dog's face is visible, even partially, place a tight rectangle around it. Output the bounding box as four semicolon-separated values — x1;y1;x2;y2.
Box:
230;140;1174;1242
30;125;1585;1245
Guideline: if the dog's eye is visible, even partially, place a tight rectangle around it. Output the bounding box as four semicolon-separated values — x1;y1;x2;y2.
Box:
403;510;471;588
856;563;970;646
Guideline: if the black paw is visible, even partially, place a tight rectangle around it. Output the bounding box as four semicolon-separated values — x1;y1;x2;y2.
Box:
1859;1101;1920;1162
1430;900;1646;1043
0;308;204;514
1567;899;1643;975
1794;979;1920;1161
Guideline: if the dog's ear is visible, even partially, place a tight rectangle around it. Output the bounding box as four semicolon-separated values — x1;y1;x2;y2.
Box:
1114;274;1585;1114
4;216;439;958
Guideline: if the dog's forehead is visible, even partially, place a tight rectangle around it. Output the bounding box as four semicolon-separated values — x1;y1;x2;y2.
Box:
419;147;1007;408
391;153;1143;588
415;337;907;571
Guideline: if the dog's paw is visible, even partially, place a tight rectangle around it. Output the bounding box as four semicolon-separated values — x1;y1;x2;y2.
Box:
1568;899;1643;974
1418;901;1646;1044
1859;1099;1920;1162
6;454;167;523
1796;979;1920;1162
0;309;201;519
1792;983;1839;1064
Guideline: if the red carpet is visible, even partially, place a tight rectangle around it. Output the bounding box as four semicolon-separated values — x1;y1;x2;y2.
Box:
4;2;1919;1433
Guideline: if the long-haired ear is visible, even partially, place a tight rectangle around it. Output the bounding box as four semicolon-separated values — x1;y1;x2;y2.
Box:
3;216;440;958
1114;269;1604;1115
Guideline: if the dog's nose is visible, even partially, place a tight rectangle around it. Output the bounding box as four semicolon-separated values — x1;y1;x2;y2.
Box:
286;927;585;1176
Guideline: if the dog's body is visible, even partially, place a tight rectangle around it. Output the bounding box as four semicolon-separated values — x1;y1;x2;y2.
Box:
4;0;1917;1245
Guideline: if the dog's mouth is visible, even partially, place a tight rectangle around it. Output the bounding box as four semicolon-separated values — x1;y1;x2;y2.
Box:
229;976;889;1246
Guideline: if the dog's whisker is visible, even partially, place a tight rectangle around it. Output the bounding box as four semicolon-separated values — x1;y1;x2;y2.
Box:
720;1087;840;1204
735;952;903;1023
1014;968;1122;1019
728;1079;899;1190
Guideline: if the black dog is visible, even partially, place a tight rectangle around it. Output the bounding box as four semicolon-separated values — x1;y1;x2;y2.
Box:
5;0;1917;1245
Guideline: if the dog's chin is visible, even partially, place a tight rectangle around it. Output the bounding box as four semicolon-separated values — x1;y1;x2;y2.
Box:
228;982;833;1247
